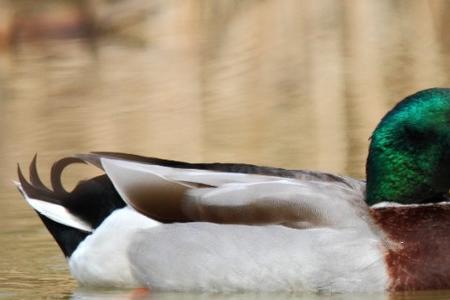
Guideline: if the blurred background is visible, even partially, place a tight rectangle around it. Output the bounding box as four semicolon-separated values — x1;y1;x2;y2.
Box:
1;0;450;299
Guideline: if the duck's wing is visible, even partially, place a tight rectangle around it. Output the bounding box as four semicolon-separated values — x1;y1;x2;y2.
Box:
95;155;368;228
78;152;364;189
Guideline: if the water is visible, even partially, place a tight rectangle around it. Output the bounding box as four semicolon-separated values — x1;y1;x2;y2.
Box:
1;0;450;299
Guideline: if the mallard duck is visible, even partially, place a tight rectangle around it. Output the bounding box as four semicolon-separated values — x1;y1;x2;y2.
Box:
16;88;450;292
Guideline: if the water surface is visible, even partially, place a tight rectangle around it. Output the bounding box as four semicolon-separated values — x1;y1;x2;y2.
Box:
2;1;450;299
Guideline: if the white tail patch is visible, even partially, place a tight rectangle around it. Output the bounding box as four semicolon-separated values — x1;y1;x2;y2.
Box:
16;183;93;232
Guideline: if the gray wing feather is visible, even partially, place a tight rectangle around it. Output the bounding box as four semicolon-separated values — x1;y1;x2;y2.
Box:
75;151;365;189
183;180;367;228
101;158;368;227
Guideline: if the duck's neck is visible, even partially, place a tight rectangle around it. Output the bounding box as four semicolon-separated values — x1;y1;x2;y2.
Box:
366;125;450;205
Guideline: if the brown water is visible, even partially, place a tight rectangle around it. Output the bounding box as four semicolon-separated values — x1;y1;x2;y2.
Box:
2;0;450;299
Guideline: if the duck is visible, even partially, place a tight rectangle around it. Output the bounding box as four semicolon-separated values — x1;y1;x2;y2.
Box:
15;88;450;293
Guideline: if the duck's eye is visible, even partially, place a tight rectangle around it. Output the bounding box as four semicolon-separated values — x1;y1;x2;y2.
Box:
404;125;423;140
403;124;434;144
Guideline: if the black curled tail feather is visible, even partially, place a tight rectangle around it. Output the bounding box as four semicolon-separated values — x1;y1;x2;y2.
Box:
18;155;126;257
18;155;86;203
18;154;83;203
30;154;53;194
18;155;127;256
18;162;59;204
50;157;86;194
19;155;126;229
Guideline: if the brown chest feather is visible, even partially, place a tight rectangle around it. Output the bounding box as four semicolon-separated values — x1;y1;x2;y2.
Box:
371;205;450;291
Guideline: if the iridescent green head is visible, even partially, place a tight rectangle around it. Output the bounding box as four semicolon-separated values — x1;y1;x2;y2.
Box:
366;88;450;205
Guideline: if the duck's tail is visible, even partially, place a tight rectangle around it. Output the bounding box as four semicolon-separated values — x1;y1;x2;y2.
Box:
16;155;125;257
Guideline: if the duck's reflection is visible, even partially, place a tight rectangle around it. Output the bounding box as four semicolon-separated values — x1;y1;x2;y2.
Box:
70;288;450;300
70;288;390;300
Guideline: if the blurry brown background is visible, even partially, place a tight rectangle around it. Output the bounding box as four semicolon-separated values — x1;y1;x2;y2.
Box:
1;0;450;299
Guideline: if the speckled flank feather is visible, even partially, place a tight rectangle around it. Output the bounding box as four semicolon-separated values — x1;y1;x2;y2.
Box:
130;223;387;292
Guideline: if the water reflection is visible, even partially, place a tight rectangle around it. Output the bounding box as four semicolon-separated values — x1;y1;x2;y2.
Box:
69;289;450;300
70;289;389;300
2;0;450;299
